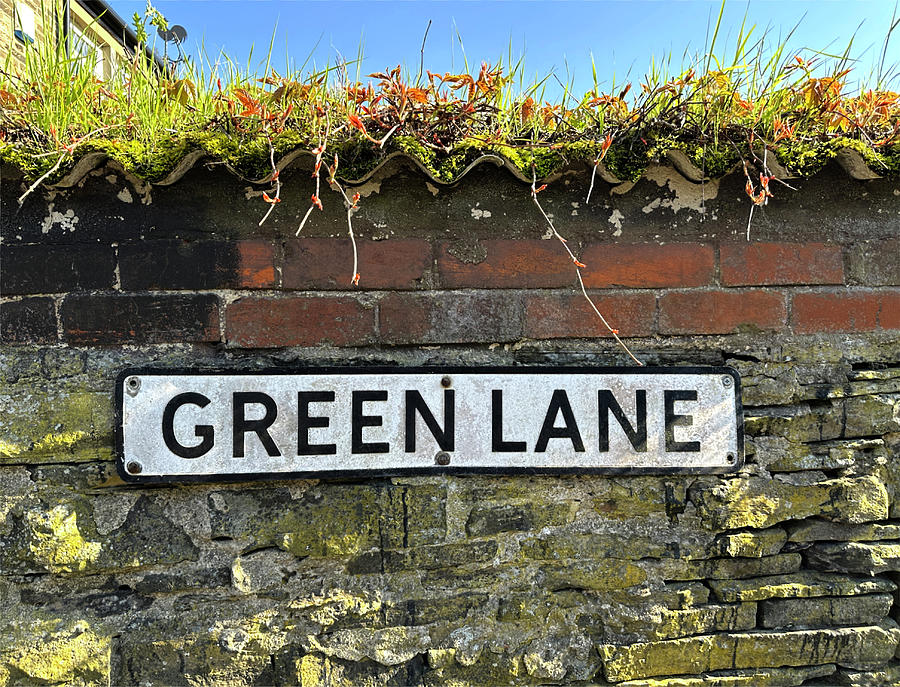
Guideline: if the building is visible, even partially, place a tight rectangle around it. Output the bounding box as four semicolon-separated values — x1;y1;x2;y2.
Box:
1;0;155;78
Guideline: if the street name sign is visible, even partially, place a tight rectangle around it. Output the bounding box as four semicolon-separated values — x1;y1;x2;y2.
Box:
116;367;743;482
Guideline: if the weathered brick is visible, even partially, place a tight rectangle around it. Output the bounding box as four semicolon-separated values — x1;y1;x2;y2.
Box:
61;294;220;344
581;243;715;288
659;289;786;334
879;290;900;330
379;292;522;345
847;239;900;285
720;242;844;286
0;244;115;294
0;297;57;343
437;240;574;288
283;238;430;290
792;291;880;333
119;240;276;290
524;292;655;339
225;295;374;347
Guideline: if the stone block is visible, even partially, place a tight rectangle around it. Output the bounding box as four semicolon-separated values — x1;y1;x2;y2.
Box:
788;519;900;543
0;620;110;686
808;541;900;574
207;486;383;558
760;593;893;629
644;554;801;582
598;623;900;682
611;663;836;686
715;528;787;558
709;571;896;603
834;663;900;686
690;475;889;530
539;558;647;591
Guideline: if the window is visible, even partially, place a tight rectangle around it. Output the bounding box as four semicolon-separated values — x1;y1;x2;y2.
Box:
14;3;36;44
70;23;106;79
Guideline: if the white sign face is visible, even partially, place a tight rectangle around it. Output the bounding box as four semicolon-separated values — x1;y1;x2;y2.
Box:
117;367;742;482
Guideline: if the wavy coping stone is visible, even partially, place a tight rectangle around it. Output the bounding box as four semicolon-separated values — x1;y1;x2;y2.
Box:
708;571;896;603
3;143;881;192
597;622;900;682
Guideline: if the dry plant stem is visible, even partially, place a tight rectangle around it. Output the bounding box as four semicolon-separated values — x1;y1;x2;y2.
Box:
296;136;329;236
258;141;281;226
530;172;644;366
17;124;117;205
326;169;361;285
585;140;611;204
18;153;66;205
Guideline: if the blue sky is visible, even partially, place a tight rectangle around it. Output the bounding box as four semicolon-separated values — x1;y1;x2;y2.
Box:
107;1;899;96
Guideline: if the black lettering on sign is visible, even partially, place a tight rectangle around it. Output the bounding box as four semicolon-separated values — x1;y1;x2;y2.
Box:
162;392;214;459
535;389;585;453
298;391;336;456
598;390;647;452
405;389;455;452
491;390;526;452
233;392;281;458
352;390;389;454
664;389;701;452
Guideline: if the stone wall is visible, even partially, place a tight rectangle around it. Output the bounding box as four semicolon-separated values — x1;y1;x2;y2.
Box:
1;157;900;686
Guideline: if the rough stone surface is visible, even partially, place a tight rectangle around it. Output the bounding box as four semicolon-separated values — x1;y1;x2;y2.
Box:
759;593;893;630
598;623;900;682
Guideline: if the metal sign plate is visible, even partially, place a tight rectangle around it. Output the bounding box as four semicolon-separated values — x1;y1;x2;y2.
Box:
116;367;742;482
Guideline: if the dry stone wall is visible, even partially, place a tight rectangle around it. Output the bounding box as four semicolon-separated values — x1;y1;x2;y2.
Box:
1;158;900;686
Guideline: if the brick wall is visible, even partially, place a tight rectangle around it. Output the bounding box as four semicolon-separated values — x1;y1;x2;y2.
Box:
1;159;900;686
2;238;898;346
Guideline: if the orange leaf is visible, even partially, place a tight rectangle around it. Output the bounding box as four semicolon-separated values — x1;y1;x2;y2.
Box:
348;114;367;134
311;194;323;210
407;87;429;104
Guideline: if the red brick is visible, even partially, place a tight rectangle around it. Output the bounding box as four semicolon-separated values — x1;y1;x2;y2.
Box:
61;294;220;344
119;240;276;290
721;242;844;286
791;291;881;333
238;240;277;288
659;290;786;335
880;291;900;330
226;296;374;347
437;240;574;288
379;292;522;345
581;243;714;288
283;238;430;290
524;292;655;339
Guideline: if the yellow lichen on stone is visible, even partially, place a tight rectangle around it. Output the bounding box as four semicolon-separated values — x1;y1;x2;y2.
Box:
25;505;101;573
31;430;88;454
3;623;109;685
296;654;327;687
296;591;382;629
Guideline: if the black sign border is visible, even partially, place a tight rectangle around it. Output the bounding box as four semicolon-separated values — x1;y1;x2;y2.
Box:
115;365;744;484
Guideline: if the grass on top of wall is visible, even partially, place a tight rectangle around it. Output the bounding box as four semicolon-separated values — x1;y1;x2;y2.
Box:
1;1;899;186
